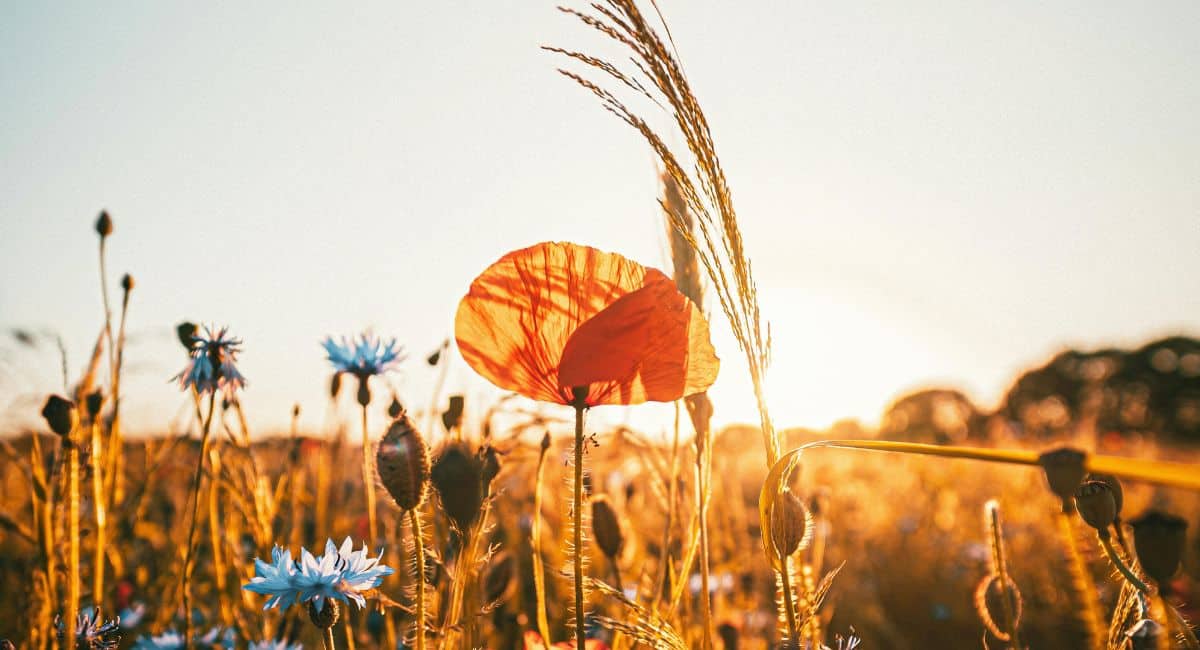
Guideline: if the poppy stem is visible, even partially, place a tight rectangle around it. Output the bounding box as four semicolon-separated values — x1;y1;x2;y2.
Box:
573;402;587;650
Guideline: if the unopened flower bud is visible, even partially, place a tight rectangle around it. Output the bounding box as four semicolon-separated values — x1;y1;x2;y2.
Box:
770;489;812;558
441;394;465;431
95;210;113;237
329;373;342;399
307;598;340;629
540;431;551;452
1086;473;1123;519
1074;481;1116;537
591;495;625;559
376;414;430;511
1129;510;1187;586
1037;447;1087;512
387;396;404;419
480;445;500;495
175;322;197;351
120;273;134;292
41;395;77;436
85;389;104;420
431;443;484;531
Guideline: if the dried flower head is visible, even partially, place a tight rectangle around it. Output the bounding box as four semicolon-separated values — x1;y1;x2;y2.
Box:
376;414;430;511
175;322;197;351
1129;510;1188;585
591;495;624;559
1074;481;1117;536
1037;447;1087;512
120;273;134;292
85;389;104;420
173;325;246;398
42;394;77;436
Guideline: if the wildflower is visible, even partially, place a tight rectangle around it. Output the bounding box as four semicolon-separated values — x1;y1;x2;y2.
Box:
321;332;404;379
243;545;299;610
331;537;395;608
131;628;232;650
522;631;609;650
172;325;246;398
56;607;121;650
455;241;718;407
248;640;303;650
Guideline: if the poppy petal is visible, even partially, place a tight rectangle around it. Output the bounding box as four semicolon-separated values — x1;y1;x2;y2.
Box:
455;242;658;404
558;276;719;405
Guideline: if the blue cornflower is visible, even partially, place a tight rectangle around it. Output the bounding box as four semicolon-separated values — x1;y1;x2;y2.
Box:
330;537;395;609
56;607;121;650
294;542;344;613
242;545;299;610
173;325;246;398
322;333;404;379
248;640;303;650
131;628;233;650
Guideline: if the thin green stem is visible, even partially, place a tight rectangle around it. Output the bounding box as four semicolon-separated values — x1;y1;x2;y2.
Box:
408;509;426;650
182;393;216;650
573;403;586;650
1100;535;1150;594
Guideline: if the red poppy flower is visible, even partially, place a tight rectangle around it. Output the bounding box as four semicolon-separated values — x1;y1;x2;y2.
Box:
455;241;718;407
523;631;610;650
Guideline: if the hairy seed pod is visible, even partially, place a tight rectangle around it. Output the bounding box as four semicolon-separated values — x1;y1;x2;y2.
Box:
591;495;624;559
480;445;501;495
376;414;430;511
441;394;465;432
1129;510;1188;586
95;210;113;237
1037;447;1087;512
120;273;134;292
41;394;77;437
176;322;198;351
770;489;812;558
1086;473;1123;518
307;599;340;629
1074;481;1117;536
431;442;484;531
974;574;1023;641
484;553;513;603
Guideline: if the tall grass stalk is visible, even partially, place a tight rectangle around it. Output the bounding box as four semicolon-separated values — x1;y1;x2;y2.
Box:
408;508;427;650
1056;512;1105;650
65;421;81;644
89;409;106;608
531;434;554;645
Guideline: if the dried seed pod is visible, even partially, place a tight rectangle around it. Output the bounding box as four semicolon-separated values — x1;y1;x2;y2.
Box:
95;210;113;237
1037;447;1087;512
1129;510;1188;586
769;489;812;558
973;574;1023;642
1086;473;1123;518
480;445;501;495
376;414;430;511
1074;481;1117;537
41;394;77;436
120;273;134;292
591;495;624;559
85;389;104;420
431;442;485;531
307;598;340;629
387;395;404;419
441;394;465;432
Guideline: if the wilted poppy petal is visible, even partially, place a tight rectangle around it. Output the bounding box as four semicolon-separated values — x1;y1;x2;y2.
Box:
558;277;718;405
455;242;659;404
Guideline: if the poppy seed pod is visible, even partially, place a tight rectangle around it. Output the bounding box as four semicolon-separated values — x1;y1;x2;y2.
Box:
1037;447;1087;512
1086;473;1124;518
540;431;551;453
442;394;465;432
1129;510;1188;586
1073;481;1117;537
431;442;485;531
95;210;113;237
376;414;430;512
41;394;77;436
307;599;340;629
387;396;404;419
85;389;104;420
770;489;812;558
480;445;501;495
175;322;198;351
120;273;134;292
591;496;625;559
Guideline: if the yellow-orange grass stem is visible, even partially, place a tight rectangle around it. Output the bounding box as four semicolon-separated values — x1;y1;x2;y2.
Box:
208;448;232;627
408;509;426;650
182;393;216;650
778;556;800;648
66;426;81;644
1056;512;1105;650
361;405;378;546
89;415;106;608
531;438;553;645
695;433;714;649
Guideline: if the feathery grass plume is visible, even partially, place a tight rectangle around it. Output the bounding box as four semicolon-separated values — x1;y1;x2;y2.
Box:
587;576;688;650
375;413;431;650
975;500;1022;648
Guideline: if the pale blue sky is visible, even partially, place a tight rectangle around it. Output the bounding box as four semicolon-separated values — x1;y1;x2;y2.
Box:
2;2;1198;438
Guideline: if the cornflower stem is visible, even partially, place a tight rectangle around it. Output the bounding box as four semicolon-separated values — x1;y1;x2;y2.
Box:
322;627;336;650
182;393;216;650
90;414;107;608
361;404;378;546
208;448;232;627
66;424;81;645
342;617;356;650
1099;534;1149;594
778;555;800;648
408;509;426;650
572;402;587;650
531;437;553;645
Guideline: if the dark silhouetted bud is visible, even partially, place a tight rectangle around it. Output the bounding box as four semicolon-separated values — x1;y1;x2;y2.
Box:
85;389;104;420
441;394;465;432
1129;510;1188;586
175;322;197;350
387;396;404;419
717;622;739;650
120;273;134;292
95;210;112;237
770;489;811;558
292;403;301;418
376;414;430;511
480;445;501;495
591;495;624;559
484;553;513;603
356;378;371;407
329;373;342;399
426;349;441;366
1074;481;1116;536
431;442;484;531
41;395;77;436
1086;473;1123;519
307;598;340;629
540;431;551;452
1037;447;1087;512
